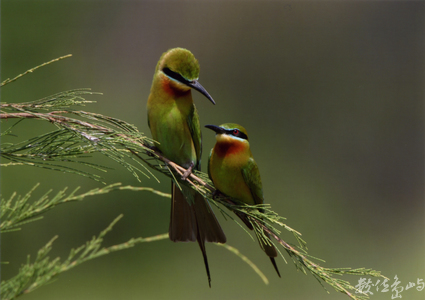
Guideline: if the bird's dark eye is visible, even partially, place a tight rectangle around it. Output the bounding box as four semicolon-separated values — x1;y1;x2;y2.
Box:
233;129;239;135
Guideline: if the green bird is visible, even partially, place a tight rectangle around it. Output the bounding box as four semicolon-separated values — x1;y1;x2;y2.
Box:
147;48;226;287
205;123;281;277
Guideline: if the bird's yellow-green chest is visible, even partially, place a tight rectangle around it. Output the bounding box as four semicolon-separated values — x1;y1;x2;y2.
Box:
209;143;255;205
147;84;198;168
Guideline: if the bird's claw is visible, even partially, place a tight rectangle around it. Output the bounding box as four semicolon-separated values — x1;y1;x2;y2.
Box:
181;162;194;180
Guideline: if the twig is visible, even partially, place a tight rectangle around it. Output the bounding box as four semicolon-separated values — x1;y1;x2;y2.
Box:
1;54;72;87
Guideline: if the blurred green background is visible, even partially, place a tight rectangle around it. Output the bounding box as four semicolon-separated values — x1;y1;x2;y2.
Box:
1;1;424;299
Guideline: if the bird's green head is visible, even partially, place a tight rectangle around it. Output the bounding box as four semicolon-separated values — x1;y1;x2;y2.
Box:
156;48;215;104
205;123;250;156
205;123;249;142
158;48;200;81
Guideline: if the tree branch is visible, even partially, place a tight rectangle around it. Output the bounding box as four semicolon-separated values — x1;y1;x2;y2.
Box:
1;100;387;300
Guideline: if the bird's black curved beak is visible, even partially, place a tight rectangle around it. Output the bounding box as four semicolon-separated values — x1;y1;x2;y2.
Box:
205;124;225;134
186;80;216;105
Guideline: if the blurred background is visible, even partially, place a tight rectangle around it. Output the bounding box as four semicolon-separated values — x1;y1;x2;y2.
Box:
1;1;424;299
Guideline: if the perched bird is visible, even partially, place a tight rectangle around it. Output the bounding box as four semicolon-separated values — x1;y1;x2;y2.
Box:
205;123;281;277
147;48;226;286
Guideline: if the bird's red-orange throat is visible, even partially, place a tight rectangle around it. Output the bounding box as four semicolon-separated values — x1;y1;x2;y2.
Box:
160;77;190;98
214;139;247;157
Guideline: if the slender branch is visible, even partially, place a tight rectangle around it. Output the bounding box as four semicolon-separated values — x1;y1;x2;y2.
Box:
1;95;387;300
1;54;72;87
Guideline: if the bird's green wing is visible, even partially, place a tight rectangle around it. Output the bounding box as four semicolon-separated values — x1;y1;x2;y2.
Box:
187;104;202;170
241;158;278;262
241;158;265;205
207;149;213;181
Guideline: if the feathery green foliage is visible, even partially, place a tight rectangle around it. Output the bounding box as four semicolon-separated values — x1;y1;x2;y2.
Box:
0;183;166;234
0;214;168;300
0;89;157;183
0;184;267;300
1;56;387;300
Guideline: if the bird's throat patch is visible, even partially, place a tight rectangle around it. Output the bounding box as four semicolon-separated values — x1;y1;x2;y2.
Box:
161;77;190;98
215;136;246;157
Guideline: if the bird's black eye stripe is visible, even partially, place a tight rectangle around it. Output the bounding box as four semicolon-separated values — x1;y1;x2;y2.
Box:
162;67;192;85
226;129;248;140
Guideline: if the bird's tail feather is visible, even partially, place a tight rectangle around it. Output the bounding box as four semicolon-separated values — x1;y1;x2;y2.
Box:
169;183;226;243
169;183;226;286
233;209;281;277
259;233;281;277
